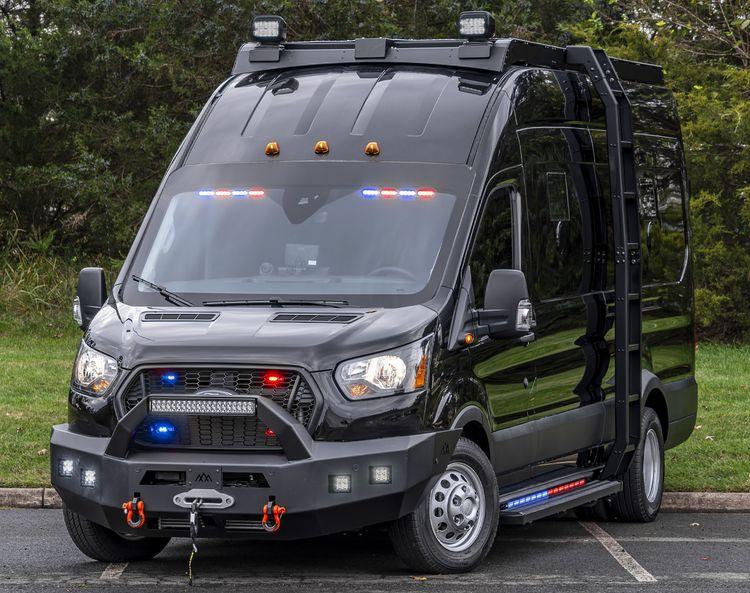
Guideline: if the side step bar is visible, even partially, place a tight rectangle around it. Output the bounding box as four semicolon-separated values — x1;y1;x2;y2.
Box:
499;480;621;526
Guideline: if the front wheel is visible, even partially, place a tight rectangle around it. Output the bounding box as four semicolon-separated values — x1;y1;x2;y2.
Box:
64;506;170;562
610;406;665;522
388;437;499;573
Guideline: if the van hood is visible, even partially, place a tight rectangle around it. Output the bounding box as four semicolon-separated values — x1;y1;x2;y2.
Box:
87;303;438;372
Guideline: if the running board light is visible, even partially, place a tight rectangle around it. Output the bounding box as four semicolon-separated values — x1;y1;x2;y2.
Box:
503;478;587;510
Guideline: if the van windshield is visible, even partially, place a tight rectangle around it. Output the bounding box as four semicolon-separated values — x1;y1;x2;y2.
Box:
122;162;472;308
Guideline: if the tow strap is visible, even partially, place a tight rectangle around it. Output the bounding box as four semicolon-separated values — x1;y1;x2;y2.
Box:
187;498;202;586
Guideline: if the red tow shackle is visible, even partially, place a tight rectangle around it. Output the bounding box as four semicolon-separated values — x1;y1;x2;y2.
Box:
122;496;146;529
261;498;286;533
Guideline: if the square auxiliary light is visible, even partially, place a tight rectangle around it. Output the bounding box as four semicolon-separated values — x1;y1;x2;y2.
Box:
58;459;74;477
329;474;352;494
458;11;495;40
251;15;287;43
149;398;256;416
369;465;392;485
81;469;97;488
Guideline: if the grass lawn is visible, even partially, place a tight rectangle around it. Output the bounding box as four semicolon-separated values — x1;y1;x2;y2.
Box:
0;314;748;491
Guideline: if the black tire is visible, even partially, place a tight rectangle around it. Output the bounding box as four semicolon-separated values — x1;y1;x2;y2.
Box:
64;506;170;562
388;437;499;573
610;406;664;522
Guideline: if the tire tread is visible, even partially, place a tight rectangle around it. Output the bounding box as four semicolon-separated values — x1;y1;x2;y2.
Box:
64;506;169;562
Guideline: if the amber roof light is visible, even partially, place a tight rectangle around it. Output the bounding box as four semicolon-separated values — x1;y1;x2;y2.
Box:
265;141;280;156
364;141;380;156
314;140;330;155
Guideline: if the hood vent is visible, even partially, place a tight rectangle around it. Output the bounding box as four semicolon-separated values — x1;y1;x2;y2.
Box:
141;312;219;322
270;312;362;324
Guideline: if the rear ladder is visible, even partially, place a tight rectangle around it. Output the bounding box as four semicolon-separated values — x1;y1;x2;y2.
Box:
565;46;642;478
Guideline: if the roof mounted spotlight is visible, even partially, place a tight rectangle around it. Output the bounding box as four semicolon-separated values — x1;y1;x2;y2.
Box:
251;15;287;44
458;11;495;40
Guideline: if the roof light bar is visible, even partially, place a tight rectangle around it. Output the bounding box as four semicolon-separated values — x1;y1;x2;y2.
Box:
251;15;287;44
458;11;495;40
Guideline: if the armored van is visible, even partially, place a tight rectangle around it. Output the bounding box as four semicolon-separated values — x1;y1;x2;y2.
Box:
52;12;697;573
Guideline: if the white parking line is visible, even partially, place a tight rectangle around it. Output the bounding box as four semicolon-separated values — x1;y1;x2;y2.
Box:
499;535;750;544
100;562;129;580
579;521;657;583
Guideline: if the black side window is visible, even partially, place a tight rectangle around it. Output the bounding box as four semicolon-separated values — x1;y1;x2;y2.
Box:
638;176;658;219
547;172;570;221
527;165;583;300
469;188;514;305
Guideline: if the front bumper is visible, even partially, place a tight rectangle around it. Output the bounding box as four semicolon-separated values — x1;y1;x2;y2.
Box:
51;405;460;539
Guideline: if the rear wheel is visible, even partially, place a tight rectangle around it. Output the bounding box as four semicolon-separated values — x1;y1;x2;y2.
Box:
388;437;499;573
610;406;664;522
64;506;170;562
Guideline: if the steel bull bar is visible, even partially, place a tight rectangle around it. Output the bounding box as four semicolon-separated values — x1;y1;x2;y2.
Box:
51;394;461;540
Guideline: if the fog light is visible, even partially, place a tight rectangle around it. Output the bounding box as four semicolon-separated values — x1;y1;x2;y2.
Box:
58;459;74;477
329;474;351;494
81;469;96;488
369;465;392;485
149;420;177;443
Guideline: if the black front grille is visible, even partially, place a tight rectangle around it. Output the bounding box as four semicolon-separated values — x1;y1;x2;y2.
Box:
120;367;318;450
133;414;281;450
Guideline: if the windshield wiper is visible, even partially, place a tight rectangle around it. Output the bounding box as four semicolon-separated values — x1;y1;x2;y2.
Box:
202;298;349;308
131;275;195;307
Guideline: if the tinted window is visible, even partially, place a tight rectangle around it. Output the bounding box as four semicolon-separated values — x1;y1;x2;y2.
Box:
527;164;583;300
636;137;688;285
469;188;514;304
644;168;686;284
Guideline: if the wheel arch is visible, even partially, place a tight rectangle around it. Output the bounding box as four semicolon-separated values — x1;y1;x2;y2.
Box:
642;370;669;442
451;405;493;465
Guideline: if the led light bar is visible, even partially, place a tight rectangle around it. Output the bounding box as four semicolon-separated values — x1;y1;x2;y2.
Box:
458;11;495;40
251;15;287;43
196;188;266;200
503;478;587;510
360;187;437;201
149;398;256;416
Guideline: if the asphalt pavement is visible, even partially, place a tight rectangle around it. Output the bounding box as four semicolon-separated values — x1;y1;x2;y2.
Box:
1;509;748;592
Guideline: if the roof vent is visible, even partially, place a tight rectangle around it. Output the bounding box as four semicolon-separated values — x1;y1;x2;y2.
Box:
270;313;362;324
141;312;219;322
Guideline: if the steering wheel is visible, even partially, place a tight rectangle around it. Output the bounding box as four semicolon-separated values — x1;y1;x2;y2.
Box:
367;266;417;281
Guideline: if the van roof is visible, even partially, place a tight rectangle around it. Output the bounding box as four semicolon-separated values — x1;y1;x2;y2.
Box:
231;38;664;86
185;65;498;166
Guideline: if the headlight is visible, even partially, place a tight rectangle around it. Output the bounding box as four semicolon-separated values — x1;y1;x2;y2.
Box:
335;336;432;399
72;341;118;396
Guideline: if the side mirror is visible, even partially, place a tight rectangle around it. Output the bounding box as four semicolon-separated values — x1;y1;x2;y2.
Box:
477;269;535;340
74;267;107;331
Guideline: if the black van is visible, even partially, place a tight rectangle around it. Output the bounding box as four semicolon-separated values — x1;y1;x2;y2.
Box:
51;13;697;573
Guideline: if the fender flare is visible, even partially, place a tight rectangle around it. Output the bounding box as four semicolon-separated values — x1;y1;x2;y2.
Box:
450;405;494;465
641;369;663;406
